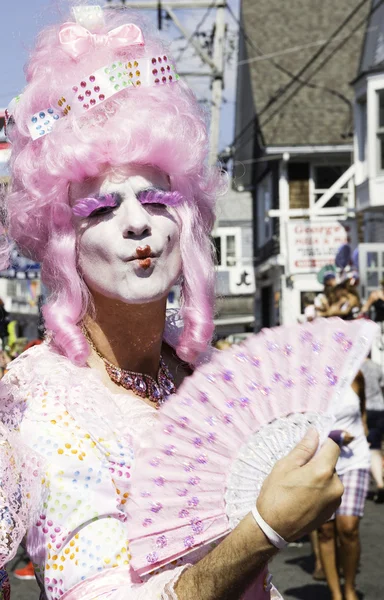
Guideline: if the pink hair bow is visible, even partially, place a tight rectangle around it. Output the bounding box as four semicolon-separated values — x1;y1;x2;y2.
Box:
59;22;145;60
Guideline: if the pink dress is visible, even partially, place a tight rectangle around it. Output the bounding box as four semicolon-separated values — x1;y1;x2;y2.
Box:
0;325;282;599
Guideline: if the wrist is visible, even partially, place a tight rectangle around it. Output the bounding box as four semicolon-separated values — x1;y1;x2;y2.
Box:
251;505;288;549
240;512;279;557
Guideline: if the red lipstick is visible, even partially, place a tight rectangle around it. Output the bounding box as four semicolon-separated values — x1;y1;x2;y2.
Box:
136;245;152;270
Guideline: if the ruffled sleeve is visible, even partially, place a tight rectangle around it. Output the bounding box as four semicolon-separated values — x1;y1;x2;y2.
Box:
0;372;45;567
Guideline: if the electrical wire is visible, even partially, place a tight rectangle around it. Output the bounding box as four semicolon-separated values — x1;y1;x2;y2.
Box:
226;0;373;154
227;7;364;153
236;27;376;68
231;0;384;159
175;0;216;63
260;0;384;131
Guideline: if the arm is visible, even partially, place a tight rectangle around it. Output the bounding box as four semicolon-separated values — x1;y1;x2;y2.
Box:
22;421;341;600
322;299;347;318
15;360;341;600
175;429;342;600
361;291;376;315
379;364;384;390
326;293;360;318
353;371;368;435
174;516;276;600
314;295;329;317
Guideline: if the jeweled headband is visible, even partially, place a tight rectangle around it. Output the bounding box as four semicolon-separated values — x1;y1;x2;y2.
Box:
5;7;180;141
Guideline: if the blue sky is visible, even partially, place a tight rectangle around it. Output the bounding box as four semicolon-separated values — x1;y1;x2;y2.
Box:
1;0;240;153
1;0;59;105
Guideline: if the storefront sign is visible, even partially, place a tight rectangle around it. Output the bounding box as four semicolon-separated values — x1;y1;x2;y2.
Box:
229;265;256;295
287;220;357;274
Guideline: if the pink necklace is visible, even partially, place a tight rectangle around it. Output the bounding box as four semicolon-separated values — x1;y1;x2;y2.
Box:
83;327;176;408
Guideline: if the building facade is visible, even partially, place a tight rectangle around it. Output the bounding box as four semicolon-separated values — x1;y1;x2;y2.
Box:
353;0;384;304
213;185;255;337
234;0;369;328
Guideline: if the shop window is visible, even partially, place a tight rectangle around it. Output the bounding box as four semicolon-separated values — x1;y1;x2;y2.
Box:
212;228;241;268
288;163;309;209
313;165;349;208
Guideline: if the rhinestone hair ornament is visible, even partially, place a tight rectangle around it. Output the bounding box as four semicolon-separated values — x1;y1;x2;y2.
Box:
5;5;180;142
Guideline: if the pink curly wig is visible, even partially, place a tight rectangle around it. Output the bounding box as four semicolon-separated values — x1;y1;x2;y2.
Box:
4;2;224;365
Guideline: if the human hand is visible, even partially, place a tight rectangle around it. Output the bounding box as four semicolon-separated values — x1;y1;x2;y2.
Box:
256;428;343;542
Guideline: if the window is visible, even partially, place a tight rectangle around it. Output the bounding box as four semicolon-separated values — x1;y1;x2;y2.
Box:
257;173;272;246
288;163;310;209
212;236;222;266
226;235;236;266
212;228;241;268
377;89;384;173
313;165;350;208
357;98;367;163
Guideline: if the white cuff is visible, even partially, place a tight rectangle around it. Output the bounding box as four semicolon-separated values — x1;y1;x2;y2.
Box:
251;506;288;550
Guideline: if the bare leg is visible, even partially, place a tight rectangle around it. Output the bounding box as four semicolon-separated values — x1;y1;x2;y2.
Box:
370;449;384;489
318;521;342;600
336;515;360;600
310;530;324;579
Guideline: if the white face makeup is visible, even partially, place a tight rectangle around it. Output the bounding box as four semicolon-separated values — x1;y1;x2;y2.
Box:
71;166;182;305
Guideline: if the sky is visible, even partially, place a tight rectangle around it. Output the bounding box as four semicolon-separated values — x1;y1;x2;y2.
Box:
1;0;240;154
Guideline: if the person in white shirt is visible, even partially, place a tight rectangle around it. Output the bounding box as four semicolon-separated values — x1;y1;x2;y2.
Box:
318;373;369;600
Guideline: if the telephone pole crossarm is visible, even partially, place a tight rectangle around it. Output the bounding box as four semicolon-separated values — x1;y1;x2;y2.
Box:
105;0;228;164
163;6;217;72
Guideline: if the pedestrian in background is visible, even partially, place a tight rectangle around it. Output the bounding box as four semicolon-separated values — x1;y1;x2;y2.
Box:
361;355;384;503
318;373;369;600
314;271;337;317
361;279;384;322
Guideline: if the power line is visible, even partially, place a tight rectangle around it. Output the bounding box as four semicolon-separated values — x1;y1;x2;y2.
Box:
236;27;377;68
175;0;216;63
226;0;371;154
259;0;384;131
228;1;368;150
258;0;369;118
230;0;382;159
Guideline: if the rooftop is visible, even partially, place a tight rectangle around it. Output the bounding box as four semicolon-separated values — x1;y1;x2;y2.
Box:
236;0;370;149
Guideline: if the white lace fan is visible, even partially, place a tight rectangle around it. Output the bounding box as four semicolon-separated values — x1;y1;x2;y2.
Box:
128;318;377;575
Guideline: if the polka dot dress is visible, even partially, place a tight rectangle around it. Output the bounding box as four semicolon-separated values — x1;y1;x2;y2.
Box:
3;344;191;599
1;342;277;599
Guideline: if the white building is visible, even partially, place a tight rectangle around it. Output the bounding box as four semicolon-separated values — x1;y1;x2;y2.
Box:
213;184;255;337
354;0;384;300
234;0;367;328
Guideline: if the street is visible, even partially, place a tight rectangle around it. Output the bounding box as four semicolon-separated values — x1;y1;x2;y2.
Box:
8;497;384;599
272;496;383;600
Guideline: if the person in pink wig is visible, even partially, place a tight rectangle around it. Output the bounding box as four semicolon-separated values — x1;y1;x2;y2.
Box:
0;3;343;599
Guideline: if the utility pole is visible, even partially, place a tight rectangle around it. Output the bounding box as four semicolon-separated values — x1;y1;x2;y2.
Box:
105;0;227;164
209;1;226;165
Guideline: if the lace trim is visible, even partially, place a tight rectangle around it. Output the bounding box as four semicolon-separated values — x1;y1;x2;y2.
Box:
0;425;45;566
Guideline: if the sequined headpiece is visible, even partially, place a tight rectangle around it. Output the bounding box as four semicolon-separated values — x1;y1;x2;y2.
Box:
5;6;180;141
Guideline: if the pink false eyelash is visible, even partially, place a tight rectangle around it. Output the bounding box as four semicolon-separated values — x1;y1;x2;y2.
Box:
139;190;183;207
72;194;117;217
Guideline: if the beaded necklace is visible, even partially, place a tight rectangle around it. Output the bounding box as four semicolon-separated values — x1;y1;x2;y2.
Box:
82;327;176;408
